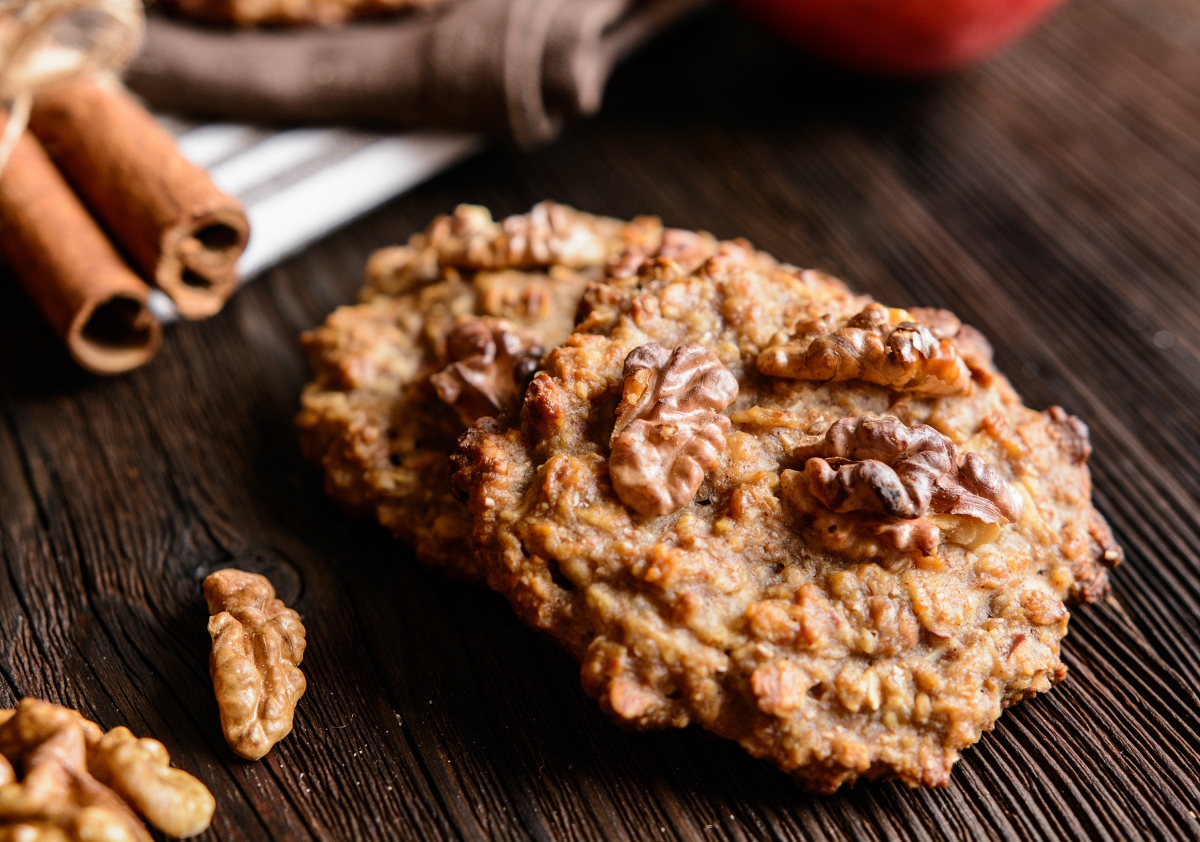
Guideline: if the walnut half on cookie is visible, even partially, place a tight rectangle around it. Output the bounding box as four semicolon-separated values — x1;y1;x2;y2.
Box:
609;342;739;516
781;414;1024;566
204;569;307;761
757;302;986;396
453;237;1121;792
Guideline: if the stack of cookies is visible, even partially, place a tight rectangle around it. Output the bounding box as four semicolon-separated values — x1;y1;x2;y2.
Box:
297;202;1121;793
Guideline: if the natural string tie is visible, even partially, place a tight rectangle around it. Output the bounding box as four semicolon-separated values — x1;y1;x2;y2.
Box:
0;0;143;174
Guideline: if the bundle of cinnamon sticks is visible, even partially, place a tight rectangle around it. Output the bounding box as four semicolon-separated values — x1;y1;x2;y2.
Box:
0;79;249;375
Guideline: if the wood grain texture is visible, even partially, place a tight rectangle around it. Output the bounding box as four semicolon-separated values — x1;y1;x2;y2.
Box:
2;1;1200;838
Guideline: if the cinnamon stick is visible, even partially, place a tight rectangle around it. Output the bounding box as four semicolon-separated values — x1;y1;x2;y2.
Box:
0;120;161;375
29;79;249;319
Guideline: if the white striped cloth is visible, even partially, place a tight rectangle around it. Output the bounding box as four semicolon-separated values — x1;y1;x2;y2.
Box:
150;117;482;320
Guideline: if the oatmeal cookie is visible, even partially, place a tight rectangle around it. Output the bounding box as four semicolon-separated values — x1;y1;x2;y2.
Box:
296;202;692;581
453;240;1121;791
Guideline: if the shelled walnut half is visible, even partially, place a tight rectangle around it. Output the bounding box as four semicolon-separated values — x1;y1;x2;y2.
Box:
757;303;991;396
0;697;214;840
204;569;307;761
782;415;1023;565
430;317;544;425
609;343;739;516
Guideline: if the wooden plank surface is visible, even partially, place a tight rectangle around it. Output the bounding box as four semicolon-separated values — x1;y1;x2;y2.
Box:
3;1;1200;838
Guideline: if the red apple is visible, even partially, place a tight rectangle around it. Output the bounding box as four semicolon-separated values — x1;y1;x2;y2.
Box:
734;0;1066;75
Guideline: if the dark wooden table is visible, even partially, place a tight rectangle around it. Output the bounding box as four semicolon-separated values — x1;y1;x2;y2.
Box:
3;1;1200;838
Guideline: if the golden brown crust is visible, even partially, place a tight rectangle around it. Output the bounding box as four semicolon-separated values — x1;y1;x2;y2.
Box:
296;202;672;581
453;240;1120;792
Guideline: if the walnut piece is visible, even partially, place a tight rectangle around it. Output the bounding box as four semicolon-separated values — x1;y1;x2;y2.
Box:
783;415;1023;562
757;303;982;396
430;317;543;425
1046;405;1093;464
363;202;662;298
0;698;214;840
609;343;739;516
88;727;215;838
424;201;644;270
204;569;307;761
607;227;719;279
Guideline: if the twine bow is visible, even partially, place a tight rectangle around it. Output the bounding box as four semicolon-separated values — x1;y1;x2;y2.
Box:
0;0;142;173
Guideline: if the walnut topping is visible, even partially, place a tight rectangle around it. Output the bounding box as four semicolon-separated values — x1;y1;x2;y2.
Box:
425;201;640;270
204;569;307;762
607;228;719;279
783;415;1022;561
757;303;980;396
1046;406;1093;464
430;317;544;425
0;698;214;840
608;343;739;517
906;307;996;383
799;415;1023;522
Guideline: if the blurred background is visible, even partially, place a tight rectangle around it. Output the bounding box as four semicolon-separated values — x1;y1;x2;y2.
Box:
121;0;1072;296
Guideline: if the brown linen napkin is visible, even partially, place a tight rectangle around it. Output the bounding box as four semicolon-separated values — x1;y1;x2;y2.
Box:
126;0;707;145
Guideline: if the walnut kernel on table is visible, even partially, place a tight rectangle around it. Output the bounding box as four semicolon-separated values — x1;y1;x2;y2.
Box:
0;698;214;840
204;569;307;761
296;202;664;583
